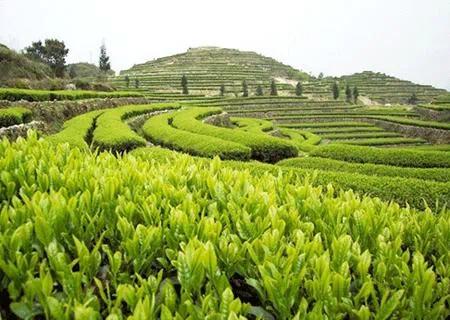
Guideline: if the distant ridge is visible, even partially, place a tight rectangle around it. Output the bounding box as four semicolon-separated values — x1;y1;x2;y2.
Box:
112;47;446;103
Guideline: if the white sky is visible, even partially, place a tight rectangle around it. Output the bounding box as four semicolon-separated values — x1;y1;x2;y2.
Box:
1;0;449;89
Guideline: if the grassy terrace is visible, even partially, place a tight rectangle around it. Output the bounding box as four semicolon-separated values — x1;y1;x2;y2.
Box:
112;47;309;94
0;88;143;101
0;107;32;126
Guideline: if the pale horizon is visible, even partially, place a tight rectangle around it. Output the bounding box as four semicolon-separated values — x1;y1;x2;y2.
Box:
0;0;449;90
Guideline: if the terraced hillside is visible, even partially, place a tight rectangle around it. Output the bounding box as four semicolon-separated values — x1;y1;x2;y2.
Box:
112;47;310;95
112;48;447;104
304;71;446;104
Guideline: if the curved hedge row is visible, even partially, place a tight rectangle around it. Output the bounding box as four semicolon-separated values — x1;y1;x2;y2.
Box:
92;104;178;153
311;144;450;168
172;107;298;163
321;131;401;139
335;137;426;146
278;156;450;183
231;117;273;133
47;110;105;149
142;112;251;160
0;88;143;102
0;107;32;127
278;128;321;152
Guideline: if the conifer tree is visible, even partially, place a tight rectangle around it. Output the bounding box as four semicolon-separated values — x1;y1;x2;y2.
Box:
242;80;249;97
99;44;111;72
181;75;189;94
345;84;352;103
125;75;130;88
270;79;278;96
353;86;359;103
408;93;418;105
256;84;264;96
220;84;225;96
295;82;303;96
135;78;140;89
332;82;340;100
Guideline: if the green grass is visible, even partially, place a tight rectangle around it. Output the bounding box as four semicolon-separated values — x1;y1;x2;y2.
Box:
0;88;143;102
311;144;450;168
0;107;32;126
142;111;251;160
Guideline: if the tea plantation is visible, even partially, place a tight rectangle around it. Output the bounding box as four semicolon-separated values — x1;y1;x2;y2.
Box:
0;47;449;319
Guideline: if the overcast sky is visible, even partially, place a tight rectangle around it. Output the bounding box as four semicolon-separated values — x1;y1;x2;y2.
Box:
1;0;449;89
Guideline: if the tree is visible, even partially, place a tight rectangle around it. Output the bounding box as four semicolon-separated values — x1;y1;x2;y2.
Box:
125;75;130;88
332;82;340;100
69;66;77;79
135;78;140;89
181;75;189;94
318;72;324;80
408;93;418;105
220;84;225;96
99;44;111;72
353;86;359;103
270;79;278;96
345;84;352;103
295;81;303;96
24;39;69;77
242;80;249;97
256;84;264;96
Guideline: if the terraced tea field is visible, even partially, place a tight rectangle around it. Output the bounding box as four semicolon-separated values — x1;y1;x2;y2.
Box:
0;48;449;319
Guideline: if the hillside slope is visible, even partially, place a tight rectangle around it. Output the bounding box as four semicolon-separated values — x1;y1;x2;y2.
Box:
67;62;115;80
0;44;52;85
112;47;446;103
112;47;310;95
303;71;446;104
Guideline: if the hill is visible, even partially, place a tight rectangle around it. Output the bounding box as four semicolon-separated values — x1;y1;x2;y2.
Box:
112;47;310;95
0;44;53;85
67;62;114;80
303;71;446;104
112;47;446;104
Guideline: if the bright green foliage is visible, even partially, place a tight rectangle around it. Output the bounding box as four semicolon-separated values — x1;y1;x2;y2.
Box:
278;156;450;183
311;144;450;168
0;134;449;319
335;137;426;146
321;131;402;139
0;88;143;102
0;107;32;127
231;117;273;133
142;111;251;160
92;104;178;153
135;145;450;209
172;107;298;162
47;110;105;148
278;128;321;152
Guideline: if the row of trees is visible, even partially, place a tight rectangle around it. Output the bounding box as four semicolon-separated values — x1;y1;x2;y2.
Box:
332;82;359;103
24;39;112;78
